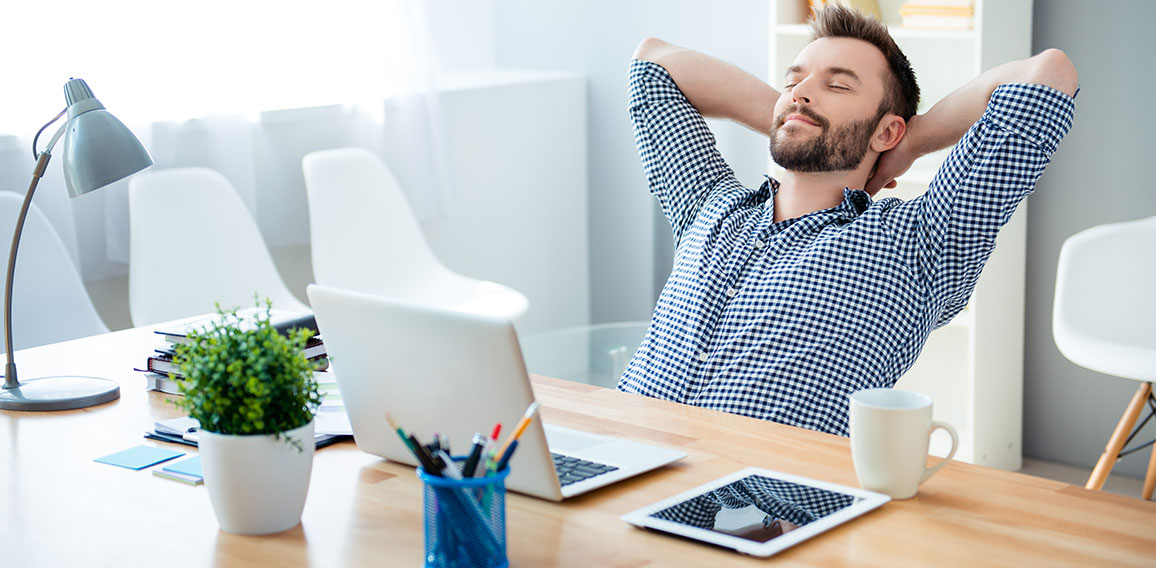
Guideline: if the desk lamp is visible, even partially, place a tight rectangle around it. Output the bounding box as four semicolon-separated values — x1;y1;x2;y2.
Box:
0;78;152;411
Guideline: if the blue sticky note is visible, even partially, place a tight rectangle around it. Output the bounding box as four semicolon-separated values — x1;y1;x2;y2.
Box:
162;456;202;477
95;446;184;470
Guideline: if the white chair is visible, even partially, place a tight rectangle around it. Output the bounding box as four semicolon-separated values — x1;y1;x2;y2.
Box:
0;191;108;351
301;147;528;319
128;168;310;326
1053;214;1156;500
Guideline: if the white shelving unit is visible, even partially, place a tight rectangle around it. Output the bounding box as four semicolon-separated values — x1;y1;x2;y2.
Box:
769;0;1033;470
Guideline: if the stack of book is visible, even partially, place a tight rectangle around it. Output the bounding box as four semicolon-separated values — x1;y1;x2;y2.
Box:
146;407;351;450
137;309;328;395
899;1;974;30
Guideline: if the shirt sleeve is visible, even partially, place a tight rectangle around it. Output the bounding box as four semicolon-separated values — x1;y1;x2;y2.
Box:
629;59;737;243
883;83;1076;324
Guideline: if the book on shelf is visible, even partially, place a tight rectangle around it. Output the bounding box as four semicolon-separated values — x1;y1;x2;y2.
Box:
900;2;975;30
155;308;318;344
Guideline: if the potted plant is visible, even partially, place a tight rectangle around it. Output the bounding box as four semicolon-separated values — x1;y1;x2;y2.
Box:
170;300;322;535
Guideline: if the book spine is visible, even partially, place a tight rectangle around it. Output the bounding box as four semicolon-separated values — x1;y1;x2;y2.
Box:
144;372;185;395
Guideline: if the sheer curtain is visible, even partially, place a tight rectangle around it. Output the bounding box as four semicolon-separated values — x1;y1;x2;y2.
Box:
0;0;452;280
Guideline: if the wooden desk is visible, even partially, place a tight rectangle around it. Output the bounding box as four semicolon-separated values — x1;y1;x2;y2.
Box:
3;325;1154;566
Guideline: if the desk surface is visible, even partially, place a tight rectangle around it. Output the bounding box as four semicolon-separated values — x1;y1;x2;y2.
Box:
3;324;1154;567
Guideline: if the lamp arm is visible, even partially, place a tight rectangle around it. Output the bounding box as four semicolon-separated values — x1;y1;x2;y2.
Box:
3;152;51;389
32;107;67;159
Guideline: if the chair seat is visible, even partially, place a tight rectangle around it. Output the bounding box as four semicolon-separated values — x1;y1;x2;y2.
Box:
335;273;528;321
1056;330;1156;382
1053;213;1156;499
302;147;530;321
438;280;529;320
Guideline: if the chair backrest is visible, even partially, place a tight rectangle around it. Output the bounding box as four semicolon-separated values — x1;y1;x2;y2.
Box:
1053;214;1156;380
301;147;453;295
0;191;108;351
128;167;309;326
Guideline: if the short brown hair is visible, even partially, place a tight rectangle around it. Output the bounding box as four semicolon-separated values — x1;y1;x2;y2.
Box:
810;5;920;119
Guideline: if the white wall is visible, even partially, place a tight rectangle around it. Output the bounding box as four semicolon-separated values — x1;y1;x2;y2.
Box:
426;72;590;334
492;0;770;323
1024;0;1156;479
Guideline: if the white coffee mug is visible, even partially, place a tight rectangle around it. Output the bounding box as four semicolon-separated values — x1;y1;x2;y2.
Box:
849;388;958;500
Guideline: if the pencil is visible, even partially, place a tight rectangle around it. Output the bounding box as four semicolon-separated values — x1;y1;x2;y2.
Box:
494;401;538;462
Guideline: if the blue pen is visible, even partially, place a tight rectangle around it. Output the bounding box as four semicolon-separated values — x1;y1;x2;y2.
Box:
494;439;519;472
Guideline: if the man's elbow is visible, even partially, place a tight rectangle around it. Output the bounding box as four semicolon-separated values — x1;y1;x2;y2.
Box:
1030;48;1079;97
634;37;671;63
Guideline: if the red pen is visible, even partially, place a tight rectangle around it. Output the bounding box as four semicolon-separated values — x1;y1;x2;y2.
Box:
490;423;502;441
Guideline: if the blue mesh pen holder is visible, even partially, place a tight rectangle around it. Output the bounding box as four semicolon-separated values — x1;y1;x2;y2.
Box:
417;463;510;568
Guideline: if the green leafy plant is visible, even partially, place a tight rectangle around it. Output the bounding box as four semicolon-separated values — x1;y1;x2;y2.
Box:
170;300;322;450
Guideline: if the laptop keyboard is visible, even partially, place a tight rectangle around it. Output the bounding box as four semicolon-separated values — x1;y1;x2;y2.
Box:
552;453;619;486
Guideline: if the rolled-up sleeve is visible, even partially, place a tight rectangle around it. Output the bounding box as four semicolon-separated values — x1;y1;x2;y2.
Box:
630;59;737;243
884;83;1076;324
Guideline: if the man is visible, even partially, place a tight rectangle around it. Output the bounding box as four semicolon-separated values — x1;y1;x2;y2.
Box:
617;6;1078;436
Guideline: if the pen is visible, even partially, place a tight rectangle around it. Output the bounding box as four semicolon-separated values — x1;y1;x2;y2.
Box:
386;413;443;476
436;449;462;480
490;423;502;441
461;432;486;478
494;400;538;462
475;436;498;477
494;439;519;472
409;433;443;476
386;412;421;457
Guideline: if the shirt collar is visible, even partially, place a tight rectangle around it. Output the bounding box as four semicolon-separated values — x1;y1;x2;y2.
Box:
836;187;872;221
761;176;872;222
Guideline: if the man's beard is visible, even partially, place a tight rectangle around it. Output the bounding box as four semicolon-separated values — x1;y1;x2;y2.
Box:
768;105;880;173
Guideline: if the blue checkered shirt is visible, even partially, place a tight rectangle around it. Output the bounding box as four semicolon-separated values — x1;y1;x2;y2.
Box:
617;60;1075;436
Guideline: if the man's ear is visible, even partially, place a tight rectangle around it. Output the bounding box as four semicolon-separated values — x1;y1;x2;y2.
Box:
870;115;906;153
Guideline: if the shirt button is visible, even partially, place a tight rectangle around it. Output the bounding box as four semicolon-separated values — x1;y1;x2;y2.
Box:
697;352;708;362
726;287;737;297
754;239;765;249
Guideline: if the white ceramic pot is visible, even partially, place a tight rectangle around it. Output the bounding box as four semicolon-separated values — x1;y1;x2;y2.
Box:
198;420;315;535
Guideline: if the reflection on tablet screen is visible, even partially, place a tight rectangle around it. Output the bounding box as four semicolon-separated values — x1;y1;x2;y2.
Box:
648;474;858;543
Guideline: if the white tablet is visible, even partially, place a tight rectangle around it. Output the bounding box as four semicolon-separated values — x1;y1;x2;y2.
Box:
620;467;889;557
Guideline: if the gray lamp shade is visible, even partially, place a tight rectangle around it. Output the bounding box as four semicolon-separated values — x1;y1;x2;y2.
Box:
61;79;152;198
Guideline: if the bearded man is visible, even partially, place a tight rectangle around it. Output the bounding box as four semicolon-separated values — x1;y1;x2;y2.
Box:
617;6;1078;435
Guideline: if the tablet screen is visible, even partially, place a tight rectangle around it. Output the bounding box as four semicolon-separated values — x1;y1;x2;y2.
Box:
647;473;858;543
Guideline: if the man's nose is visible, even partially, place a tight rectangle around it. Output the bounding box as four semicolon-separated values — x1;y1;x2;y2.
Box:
792;77;813;104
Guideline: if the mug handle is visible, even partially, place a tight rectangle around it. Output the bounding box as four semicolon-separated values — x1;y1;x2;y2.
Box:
920;421;959;485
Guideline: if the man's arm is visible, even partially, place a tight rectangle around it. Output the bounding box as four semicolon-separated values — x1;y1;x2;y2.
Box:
866;49;1078;193
634;38;781;135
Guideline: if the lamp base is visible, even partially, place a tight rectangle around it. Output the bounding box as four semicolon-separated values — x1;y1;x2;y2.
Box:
0;375;120;411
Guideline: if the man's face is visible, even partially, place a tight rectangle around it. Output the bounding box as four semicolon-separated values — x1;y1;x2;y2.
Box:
769;37;891;173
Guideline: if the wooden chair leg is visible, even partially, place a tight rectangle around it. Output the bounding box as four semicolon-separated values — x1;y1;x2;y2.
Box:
1086;382;1152;491
1144;437;1156;501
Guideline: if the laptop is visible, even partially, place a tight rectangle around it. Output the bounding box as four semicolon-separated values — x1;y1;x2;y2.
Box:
307;284;686;501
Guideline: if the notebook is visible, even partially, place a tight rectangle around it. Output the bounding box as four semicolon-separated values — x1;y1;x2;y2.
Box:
307;284;686;501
